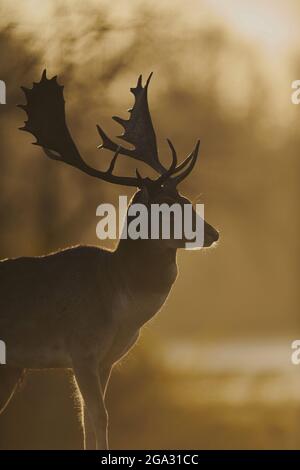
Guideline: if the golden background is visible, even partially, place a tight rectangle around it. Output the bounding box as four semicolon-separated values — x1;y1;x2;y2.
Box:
0;0;299;449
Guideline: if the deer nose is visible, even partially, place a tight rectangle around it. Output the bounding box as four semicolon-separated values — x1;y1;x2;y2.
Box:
204;224;219;246
212;227;219;242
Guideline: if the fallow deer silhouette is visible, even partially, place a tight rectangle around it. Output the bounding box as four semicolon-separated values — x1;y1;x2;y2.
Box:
0;71;218;449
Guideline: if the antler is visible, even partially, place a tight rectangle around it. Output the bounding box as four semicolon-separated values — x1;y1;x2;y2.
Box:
18;70;199;189
18;70;149;187
169;140;200;186
96;73;201;185
97;73;167;174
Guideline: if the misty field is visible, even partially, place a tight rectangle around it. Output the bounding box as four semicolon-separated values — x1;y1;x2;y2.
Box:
0;338;300;449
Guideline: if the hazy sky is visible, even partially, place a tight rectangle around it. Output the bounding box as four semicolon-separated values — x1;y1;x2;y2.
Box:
205;0;299;56
2;0;299;59
1;0;299;125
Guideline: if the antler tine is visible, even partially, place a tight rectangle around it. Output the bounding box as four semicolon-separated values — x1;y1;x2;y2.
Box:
96;125;135;159
80;148;143;188
170;149;194;175
107;145;121;174
170;140;200;186
156;139;178;185
166;139;178;173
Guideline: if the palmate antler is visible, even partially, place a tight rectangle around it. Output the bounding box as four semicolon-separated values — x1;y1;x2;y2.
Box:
18;70;199;188
97;73;166;174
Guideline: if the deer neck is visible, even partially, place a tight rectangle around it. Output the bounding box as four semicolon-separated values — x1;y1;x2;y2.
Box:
113;238;178;328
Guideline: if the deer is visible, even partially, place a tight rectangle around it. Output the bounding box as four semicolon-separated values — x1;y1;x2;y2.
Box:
0;70;219;450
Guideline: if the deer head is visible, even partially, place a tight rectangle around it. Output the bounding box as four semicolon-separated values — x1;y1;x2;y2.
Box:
18;70;218;249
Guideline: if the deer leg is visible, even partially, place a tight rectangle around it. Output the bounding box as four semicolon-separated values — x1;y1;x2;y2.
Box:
101;365;112;399
0;366;25;415
72;359;108;450
81;364;112;449
82;403;96;450
81;364;112;450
